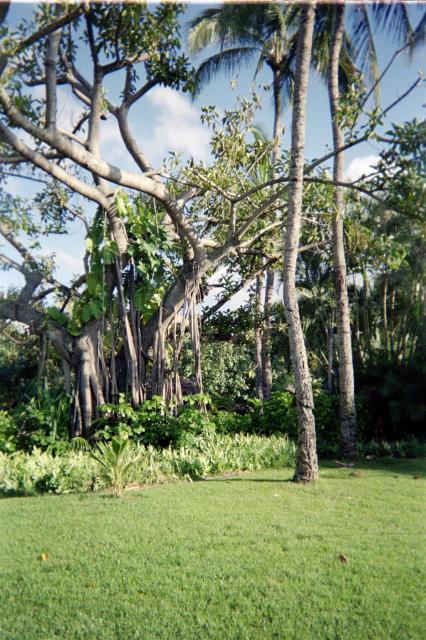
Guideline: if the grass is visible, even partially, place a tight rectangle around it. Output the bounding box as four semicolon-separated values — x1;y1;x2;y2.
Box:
1;458;425;640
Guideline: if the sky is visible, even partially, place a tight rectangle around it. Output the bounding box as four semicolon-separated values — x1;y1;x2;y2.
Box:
1;2;425;301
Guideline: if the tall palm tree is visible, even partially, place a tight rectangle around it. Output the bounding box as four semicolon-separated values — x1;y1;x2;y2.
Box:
326;4;358;458
283;1;318;483
188;3;297;400
319;2;426;457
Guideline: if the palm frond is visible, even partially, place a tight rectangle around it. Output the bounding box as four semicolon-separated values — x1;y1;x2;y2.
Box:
372;1;414;45
412;9;426;51
71;436;91;452
350;5;381;104
188;4;267;53
192;47;259;97
187;11;222;55
277;36;297;107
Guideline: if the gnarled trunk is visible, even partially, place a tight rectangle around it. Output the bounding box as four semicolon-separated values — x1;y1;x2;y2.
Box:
73;320;105;437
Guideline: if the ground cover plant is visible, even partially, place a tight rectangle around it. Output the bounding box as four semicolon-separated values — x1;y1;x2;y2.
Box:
1;458;425;640
0;432;295;496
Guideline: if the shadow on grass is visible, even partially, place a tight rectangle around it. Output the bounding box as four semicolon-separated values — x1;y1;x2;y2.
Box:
205;458;426;485
320;457;426;477
204;476;294;484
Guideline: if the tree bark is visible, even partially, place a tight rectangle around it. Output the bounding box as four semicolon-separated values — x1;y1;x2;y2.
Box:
74;320;105;437
326;311;335;393
261;68;282;399
383;272;388;356
327;3;357;458
262;269;275;400
255;274;264;401
362;266;370;357
282;2;318;483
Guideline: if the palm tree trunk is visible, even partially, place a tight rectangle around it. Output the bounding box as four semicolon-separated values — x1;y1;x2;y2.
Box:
283;1;318;483
383;271;388;356
327;311;335;393
261;69;282;400
261;269;275;399
327;3;357;458
362;266;371;357
255;274;264;401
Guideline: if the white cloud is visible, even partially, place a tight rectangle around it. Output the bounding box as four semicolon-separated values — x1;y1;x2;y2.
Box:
39;249;84;284
53;250;84;273
345;155;380;182
142;86;210;164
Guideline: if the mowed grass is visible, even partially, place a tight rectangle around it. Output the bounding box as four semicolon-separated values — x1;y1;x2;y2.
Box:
1;459;425;640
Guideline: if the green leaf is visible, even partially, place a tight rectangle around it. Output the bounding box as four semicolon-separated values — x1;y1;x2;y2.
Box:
86;272;99;296
47;307;68;326
81;304;92;323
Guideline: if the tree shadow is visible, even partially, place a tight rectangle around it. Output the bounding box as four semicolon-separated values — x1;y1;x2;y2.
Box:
320;457;426;478
202;475;294;484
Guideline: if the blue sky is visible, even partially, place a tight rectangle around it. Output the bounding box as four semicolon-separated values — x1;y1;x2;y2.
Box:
1;2;425;292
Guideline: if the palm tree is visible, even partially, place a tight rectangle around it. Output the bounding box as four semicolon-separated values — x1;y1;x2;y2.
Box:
283;1;318;483
326;4;358;458
320;2;425;457
188;3;297;400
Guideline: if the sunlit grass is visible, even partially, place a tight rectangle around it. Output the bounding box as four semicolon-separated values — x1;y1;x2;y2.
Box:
1;458;425;639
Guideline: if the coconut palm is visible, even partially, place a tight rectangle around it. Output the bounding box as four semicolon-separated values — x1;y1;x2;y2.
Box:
283;1;318;482
188;3;297;400
317;2;426;457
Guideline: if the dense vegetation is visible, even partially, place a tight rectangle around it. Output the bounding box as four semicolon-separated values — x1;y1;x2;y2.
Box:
0;4;425;639
0;1;424;487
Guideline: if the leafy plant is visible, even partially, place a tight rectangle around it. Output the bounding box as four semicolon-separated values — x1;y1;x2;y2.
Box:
12;381;71;453
87;437;144;497
0;449;96;496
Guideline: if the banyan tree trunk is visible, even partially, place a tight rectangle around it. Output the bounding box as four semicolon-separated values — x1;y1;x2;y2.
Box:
115;257;142;406
72;320;105;437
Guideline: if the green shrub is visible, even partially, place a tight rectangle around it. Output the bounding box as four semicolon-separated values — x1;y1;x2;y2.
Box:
226;389;338;455
0;450;97;496
358;437;426;459
0;433;296;496
10;381;71;453
96;394;215;448
0;410;17;453
88;437;145;497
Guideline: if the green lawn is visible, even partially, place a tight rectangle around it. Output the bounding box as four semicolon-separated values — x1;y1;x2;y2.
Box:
1;459;425;640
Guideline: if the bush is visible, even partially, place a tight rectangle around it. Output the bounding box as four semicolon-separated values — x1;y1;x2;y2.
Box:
88;437;145;497
96;394;215;448
180;340;255;407
358;436;426;459
222;389;339;455
0;432;296;496
3;381;71;453
0;450;97;496
0;410;17;453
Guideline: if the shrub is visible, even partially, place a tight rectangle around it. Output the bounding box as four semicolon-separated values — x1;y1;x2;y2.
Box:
0;450;97;496
9;381;71;453
88;437;145;497
96;394;215;448
0;433;296;496
0;410;17;453
225;389;339;455
358;437;426;459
